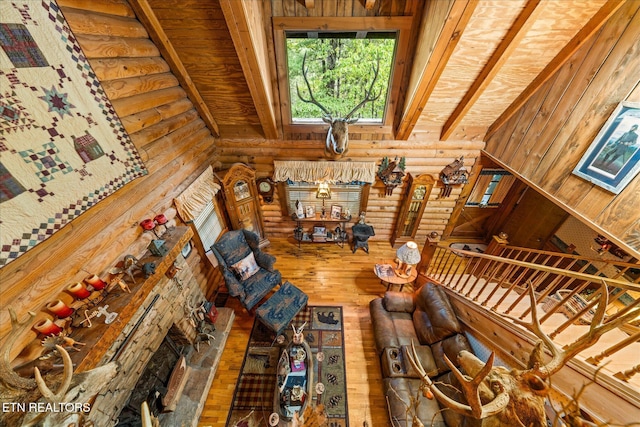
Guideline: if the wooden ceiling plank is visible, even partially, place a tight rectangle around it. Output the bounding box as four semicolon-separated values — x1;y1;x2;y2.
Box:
219;0;279;139
395;0;479;140
440;0;544;141
128;0;220;136
485;0;626;140
365;0;376;10
304;0;315;9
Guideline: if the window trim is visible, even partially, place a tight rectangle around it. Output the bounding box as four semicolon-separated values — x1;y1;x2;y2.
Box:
273;17;413;136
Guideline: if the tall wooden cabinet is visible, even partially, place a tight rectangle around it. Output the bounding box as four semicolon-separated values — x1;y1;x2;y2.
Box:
391;173;434;246
217;163;269;247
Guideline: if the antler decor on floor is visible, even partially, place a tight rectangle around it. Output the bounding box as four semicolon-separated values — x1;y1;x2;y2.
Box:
405;283;640;427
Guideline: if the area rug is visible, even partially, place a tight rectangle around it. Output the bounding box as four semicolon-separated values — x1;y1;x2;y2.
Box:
227;306;348;426
0;1;146;266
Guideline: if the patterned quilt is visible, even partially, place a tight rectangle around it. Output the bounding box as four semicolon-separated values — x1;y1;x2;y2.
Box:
0;1;146;267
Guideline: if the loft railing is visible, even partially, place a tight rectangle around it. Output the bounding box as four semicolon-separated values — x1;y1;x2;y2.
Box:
418;239;640;387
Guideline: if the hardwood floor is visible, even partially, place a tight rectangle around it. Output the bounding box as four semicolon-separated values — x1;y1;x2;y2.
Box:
198;237;407;426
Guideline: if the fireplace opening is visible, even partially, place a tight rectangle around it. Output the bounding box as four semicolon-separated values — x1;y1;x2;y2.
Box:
115;330;187;426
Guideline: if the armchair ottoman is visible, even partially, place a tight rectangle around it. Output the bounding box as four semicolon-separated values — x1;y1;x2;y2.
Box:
256;281;308;337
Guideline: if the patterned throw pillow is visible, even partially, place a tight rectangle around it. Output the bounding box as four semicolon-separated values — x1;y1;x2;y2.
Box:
231;252;259;280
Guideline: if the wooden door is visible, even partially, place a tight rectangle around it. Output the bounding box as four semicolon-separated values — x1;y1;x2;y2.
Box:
498;188;569;249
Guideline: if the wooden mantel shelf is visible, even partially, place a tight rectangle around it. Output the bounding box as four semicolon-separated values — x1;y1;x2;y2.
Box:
73;226;193;372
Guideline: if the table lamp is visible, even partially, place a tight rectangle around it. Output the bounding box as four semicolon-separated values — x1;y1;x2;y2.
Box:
394;241;420;278
316;182;331;218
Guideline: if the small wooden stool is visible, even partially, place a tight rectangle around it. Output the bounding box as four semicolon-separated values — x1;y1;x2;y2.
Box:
256;281;308;337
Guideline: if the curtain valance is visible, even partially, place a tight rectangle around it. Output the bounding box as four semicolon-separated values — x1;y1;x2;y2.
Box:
273;160;377;184
174;166;221;221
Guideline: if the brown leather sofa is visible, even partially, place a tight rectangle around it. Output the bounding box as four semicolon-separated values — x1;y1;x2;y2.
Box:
369;281;475;426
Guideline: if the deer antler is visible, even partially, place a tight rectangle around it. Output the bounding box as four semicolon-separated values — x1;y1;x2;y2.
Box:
1;309;37;389
297;52;332;117
344;58;382;119
508;282;640;379
34;344;73;403
406;341;510;419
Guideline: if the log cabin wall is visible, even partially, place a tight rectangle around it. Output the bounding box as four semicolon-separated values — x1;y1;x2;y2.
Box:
484;1;640;258
214;0;482;244
214;136;484;244
0;0;220;357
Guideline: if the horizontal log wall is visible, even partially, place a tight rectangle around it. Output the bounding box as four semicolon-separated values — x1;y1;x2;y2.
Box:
484;1;640;259
0;0;220;358
213;137;485;245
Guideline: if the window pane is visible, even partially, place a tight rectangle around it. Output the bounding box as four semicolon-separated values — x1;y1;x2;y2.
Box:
286;182;361;219
193;200;223;251
287;34;396;122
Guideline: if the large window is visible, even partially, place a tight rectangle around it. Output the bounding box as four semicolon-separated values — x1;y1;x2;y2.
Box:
285;182;364;220
286;33;396;123
466;169;515;207
193;200;224;253
273;17;412;135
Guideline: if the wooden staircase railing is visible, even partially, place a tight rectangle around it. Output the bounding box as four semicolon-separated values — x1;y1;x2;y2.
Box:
418;238;640;387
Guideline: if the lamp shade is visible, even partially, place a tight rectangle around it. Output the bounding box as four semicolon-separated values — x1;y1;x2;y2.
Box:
316;182;331;199
396;241;421;265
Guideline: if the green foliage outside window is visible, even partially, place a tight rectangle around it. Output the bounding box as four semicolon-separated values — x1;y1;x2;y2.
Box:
287;36;395;122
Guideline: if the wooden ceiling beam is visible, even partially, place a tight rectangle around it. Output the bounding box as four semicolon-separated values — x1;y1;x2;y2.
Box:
485;0;626;140
440;0;543;141
219;0;279;140
128;0;219;137
395;0;478;140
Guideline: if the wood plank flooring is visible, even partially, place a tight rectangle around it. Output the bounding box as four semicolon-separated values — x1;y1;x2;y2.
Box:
198;238;406;426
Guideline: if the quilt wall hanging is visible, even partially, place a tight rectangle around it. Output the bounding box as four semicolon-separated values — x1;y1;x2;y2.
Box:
0;1;147;267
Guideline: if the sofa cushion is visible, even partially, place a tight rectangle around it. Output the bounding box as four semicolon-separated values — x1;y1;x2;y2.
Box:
370;298;419;354
430;333;473;375
231;252;259;280
401;344;438;378
413;282;461;344
383;291;415;313
241;268;282;311
383;377;447;427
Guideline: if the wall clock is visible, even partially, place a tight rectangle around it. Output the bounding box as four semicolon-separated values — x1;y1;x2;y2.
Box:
257;177;275;203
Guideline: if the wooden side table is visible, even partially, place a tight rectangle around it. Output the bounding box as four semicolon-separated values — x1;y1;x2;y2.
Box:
374;260;418;291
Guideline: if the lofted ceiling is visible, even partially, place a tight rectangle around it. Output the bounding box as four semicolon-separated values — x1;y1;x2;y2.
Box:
138;0;621;141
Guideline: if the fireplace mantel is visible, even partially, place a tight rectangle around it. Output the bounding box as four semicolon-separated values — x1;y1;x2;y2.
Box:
71;226;194;372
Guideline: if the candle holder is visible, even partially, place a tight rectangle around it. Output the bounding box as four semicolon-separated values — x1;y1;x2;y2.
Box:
140;218;160;238
46;299;74;318
154;214;168;235
67;282;91;299
84;274;106;291
34;318;62;336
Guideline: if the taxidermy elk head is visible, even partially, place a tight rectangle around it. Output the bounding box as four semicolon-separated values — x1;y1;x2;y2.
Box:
297;53;381;159
407;283;640;427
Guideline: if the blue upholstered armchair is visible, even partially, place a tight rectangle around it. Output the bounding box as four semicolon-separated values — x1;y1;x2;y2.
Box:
211;229;281;311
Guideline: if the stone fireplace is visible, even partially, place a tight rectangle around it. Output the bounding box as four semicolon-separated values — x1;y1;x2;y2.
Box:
63;226;233;426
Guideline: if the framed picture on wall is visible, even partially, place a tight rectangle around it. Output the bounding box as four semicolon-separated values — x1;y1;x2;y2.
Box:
573;101;640;194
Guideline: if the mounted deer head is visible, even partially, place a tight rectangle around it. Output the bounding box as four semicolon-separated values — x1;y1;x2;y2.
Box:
297;53;381;159
406;283;640;427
